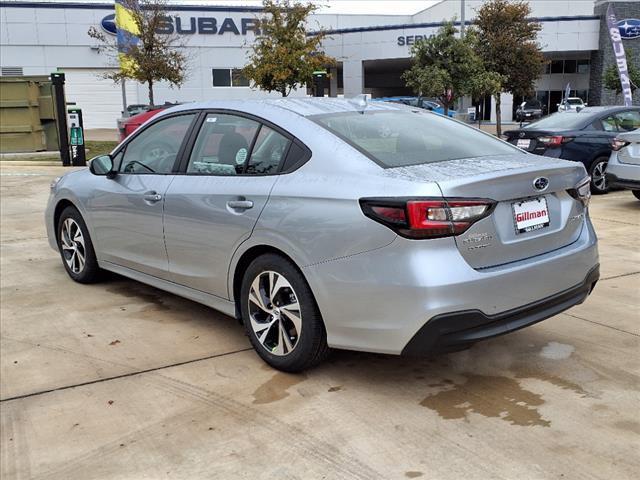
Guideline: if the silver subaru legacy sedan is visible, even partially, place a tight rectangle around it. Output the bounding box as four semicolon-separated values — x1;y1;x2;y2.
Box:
46;98;599;372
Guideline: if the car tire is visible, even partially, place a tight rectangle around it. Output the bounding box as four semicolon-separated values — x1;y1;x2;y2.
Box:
240;253;330;372
57;206;102;284
589;157;610;194
633;190;640;201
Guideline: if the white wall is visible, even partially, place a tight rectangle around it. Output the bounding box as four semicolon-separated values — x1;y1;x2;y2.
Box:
0;2;601;112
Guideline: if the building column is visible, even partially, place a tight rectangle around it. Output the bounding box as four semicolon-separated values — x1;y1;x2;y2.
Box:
329;67;338;98
343;60;363;98
490;92;514;123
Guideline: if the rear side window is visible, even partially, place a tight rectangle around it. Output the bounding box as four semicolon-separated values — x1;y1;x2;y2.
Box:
187;114;260;175
245;126;291;175
313;110;518;168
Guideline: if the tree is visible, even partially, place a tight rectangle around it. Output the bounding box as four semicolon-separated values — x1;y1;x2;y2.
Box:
603;50;639;97
468;70;504;128
242;0;335;97
88;0;187;105
473;0;545;136
402;21;485;115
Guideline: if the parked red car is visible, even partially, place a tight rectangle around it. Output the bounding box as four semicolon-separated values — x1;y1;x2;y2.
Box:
117;103;179;141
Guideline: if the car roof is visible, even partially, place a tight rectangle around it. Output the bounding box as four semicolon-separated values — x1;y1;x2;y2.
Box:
575;105;638;115
165;97;406;118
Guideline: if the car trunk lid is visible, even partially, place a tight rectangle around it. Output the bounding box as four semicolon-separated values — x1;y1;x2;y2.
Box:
389;154;588;269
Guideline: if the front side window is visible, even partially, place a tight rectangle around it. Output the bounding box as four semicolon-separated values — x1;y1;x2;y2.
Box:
187;114;260;175
120;114;196;174
313;110;519;168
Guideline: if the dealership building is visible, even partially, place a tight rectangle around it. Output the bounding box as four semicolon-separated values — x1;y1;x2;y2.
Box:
1;0;638;129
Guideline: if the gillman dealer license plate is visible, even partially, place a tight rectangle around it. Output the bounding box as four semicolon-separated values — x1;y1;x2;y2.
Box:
512;197;550;234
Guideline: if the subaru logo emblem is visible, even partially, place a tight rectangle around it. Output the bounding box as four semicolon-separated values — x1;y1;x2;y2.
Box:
617;19;640;40
101;13;117;36
533;177;549;191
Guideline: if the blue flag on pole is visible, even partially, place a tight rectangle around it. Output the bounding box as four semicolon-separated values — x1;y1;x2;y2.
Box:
606;5;633;106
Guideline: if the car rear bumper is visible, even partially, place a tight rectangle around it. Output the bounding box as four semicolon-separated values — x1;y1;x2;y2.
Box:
303;217;598;355
401;264;599;355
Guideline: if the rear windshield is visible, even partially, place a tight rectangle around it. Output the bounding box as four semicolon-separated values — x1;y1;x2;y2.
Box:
312;110;518;168
523;112;588;130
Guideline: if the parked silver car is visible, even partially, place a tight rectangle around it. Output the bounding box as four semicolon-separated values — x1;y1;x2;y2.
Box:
46;98;599;371
606;129;640;200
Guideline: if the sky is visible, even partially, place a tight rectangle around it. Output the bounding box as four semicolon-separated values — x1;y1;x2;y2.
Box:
193;1;441;15
23;0;441;16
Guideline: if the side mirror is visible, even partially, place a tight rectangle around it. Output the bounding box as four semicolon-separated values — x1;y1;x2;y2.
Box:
89;155;116;178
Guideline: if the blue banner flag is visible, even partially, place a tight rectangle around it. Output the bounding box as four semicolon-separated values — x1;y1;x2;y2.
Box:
606;4;633;106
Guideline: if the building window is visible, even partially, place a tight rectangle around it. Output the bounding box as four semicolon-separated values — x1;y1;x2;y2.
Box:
564;60;577;74
212;68;250;87
550;60;564;74
577;59;590;74
231;69;250;87
575;90;589;103
212;69;231;87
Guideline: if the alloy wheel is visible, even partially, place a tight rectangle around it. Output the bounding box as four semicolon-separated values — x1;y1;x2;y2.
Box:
592;160;608;192
248;271;302;356
60;218;86;274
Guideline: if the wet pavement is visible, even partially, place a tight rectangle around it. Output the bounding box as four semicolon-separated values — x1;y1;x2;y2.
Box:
1;165;639;479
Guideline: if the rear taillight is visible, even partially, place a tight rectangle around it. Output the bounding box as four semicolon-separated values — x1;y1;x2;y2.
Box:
610;138;629;151
568;177;591;207
538;135;573;148
360;198;496;239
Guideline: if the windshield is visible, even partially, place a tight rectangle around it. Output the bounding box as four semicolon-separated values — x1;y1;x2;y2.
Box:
567;99;583;105
312;110;519;168
523;112;588;130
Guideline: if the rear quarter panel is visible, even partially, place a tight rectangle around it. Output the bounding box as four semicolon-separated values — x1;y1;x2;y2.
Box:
560;132;612;167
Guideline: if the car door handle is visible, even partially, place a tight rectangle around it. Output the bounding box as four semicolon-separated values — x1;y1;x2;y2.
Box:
143;192;163;203
227;200;254;210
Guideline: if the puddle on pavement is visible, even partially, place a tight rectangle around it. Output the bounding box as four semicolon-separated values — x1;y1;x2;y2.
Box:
515;370;590;398
539;342;575;360
613;420;640;435
419;375;551;427
252;372;306;404
107;283;170;311
405;472;424;478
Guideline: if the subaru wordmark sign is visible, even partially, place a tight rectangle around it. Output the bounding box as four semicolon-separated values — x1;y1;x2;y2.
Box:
100;13;261;36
